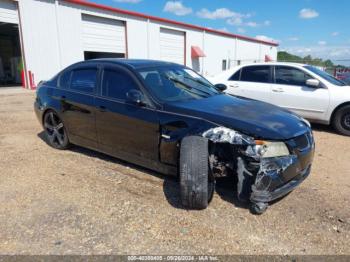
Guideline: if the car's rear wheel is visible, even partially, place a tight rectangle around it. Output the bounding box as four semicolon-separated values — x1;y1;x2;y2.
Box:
43;110;70;150
179;136;214;210
332;105;350;136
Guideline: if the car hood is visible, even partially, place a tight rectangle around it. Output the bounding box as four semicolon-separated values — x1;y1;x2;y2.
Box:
164;94;309;140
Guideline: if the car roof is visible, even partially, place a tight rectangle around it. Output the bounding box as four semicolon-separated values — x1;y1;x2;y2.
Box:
237;62;307;67
217;62;309;76
78;59;180;69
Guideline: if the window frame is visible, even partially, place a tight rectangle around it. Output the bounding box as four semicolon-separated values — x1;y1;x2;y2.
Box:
228;69;241;81
97;64;156;108
58;69;72;89
273;65;315;87
239;65;273;84
99;65;142;102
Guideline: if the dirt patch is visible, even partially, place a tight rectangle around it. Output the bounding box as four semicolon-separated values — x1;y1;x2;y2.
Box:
0;91;349;255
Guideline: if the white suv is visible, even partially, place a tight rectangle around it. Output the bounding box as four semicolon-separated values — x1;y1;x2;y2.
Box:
211;62;350;136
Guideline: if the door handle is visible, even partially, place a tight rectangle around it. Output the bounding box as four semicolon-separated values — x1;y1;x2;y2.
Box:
98;105;107;112
272;87;284;93
229;84;239;88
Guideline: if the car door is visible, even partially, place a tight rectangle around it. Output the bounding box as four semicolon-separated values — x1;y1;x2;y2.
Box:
95;64;159;162
226;65;273;103
271;66;330;120
58;65;99;148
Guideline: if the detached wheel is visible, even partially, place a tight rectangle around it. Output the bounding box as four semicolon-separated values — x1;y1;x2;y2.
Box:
332;105;350;136
43;110;70;150
179;136;214;210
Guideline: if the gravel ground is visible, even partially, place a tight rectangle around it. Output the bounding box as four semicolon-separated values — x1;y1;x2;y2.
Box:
0;90;349;255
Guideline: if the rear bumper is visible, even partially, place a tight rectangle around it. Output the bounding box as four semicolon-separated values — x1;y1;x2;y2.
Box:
34;101;44;127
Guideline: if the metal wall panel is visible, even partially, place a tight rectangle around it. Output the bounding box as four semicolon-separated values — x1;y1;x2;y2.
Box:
18;0;61;84
17;0;277;83
236;39;263;65
202;32;236;76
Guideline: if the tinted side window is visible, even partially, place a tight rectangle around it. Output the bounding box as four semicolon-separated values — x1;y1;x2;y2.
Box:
275;66;313;86
102;69;139;100
70;69;97;94
59;70;71;88
241;66;270;83
229;70;240;81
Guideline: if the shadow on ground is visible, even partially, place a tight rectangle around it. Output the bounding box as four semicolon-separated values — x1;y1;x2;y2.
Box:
311;123;337;135
310;123;350;137
38;131;287;213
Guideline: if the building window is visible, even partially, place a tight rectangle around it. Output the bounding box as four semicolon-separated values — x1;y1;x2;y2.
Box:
222;60;227;71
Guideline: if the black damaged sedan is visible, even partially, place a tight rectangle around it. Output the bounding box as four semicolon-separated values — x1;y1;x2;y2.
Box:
34;59;315;214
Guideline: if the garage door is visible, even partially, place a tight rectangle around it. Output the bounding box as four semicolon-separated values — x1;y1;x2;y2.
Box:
0;0;18;24
81;14;126;55
160;28;185;65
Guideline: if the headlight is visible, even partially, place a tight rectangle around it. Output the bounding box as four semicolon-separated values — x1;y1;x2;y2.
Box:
253;141;290;158
202;126;290;158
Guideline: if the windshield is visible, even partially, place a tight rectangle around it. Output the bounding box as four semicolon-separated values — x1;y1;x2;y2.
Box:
137;66;220;102
304;65;346;86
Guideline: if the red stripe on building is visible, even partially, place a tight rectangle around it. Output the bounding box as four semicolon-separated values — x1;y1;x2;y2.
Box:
64;0;279;47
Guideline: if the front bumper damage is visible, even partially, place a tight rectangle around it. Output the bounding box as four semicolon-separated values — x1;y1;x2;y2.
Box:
238;155;311;204
203;126;315;208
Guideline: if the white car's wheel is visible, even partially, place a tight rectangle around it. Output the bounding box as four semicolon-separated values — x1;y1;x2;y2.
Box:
332;105;350;136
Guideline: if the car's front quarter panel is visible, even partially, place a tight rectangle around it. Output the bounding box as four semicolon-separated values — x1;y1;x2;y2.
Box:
157;109;217;166
158;98;315;206
326;84;350;122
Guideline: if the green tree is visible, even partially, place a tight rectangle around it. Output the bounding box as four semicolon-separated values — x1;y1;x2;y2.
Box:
277;51;339;68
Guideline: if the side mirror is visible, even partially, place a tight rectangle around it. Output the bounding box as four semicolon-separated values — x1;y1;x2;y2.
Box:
214;83;227;92
126;89;146;106
306;79;320;88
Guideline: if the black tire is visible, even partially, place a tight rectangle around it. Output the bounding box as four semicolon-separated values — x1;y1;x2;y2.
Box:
179;136;213;210
332;105;350;136
43;110;70;150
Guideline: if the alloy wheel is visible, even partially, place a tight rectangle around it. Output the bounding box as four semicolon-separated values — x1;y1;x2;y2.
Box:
44;112;66;147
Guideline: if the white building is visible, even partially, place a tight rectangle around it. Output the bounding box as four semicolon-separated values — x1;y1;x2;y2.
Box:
0;0;278;89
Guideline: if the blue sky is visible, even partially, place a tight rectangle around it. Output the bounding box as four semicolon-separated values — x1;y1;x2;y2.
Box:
92;0;350;65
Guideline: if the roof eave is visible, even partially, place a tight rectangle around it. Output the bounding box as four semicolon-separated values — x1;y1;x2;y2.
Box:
64;0;279;47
